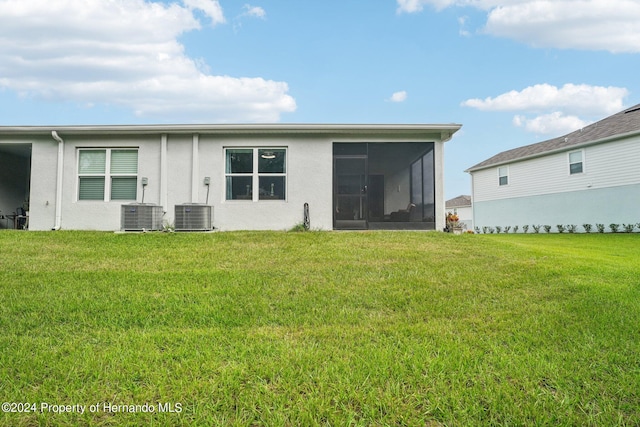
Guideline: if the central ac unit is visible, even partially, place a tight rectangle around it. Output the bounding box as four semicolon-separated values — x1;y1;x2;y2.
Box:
121;203;164;231
174;204;213;231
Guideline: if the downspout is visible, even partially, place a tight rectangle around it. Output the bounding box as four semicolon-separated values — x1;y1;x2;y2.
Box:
51;131;64;230
160;134;168;211
191;133;199;203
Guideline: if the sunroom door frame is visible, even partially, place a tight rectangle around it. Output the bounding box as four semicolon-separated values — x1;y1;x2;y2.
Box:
333;154;368;230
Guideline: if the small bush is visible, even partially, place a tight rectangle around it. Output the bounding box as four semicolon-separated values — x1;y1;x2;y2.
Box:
623;223;635;233
532;225;541;233
474;226;481;234
289;222;309;232
522;225;529;233
504;226;511;234
567;225;577;233
495;226;502;234
609;224;620;233
513;225;519;233
556;225;565;234
543;225;552;233
596;223;605;233
582;224;592;233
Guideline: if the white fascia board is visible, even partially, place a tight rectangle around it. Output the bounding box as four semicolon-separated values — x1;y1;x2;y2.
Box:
0;123;462;139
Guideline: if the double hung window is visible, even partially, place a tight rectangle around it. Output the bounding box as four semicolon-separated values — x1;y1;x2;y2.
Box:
225;148;286;201
78;149;138;201
498;166;509;186
569;151;583;175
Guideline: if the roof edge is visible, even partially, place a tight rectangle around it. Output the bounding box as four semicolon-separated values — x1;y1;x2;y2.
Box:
0;123;462;137
465;128;640;173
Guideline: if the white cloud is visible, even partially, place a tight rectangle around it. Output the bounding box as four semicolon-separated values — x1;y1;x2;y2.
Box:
389;91;408;102
396;0;640;53
396;0;459;13
462;83;628;116
242;4;266;19
458;16;471;36
0;0;295;122
463;83;628;135
485;0;640;53
183;0;225;25
513;112;588;135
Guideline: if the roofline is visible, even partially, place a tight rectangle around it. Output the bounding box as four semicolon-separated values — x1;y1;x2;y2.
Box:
465;128;640;173
0;123;462;140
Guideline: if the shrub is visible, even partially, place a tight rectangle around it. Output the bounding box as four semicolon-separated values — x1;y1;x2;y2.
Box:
504;226;511;234
556;225;565;233
596;223;605;233
532;225;541;233
609;224;620;233
543;225;552;233
488;227;495;234
582;224;592;233
513;225;519;233
522;225;529;233
623;223;635;233
289;222;309;232
482;226;489;234
474;226;481;234
495;226;502;234
567;224;577;233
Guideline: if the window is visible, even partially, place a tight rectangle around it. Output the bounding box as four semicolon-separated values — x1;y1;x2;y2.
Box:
225;148;286;201
498;166;508;186
569;151;583;174
78;149;138;201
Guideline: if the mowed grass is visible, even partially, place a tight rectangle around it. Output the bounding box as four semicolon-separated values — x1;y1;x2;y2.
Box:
0;231;639;426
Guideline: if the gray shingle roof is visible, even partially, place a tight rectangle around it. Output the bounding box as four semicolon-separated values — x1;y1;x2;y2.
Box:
445;195;471;208
466;103;640;172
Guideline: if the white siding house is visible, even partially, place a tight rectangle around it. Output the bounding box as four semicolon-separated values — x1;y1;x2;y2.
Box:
466;104;640;232
0;123;461;232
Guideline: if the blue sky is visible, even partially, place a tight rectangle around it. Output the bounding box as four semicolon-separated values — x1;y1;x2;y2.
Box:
1;0;639;198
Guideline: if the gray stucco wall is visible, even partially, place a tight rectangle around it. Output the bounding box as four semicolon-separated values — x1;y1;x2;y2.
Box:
28;134;334;231
16;127;451;232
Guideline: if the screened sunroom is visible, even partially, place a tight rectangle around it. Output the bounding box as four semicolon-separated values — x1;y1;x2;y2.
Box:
333;142;436;230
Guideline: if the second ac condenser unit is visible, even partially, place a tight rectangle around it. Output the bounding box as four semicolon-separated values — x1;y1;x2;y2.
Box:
174;204;213;231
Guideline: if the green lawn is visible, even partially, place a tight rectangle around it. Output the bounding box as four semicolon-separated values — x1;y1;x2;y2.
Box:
1;231;639;426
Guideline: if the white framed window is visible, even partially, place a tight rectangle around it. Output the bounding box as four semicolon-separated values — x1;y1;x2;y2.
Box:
498;166;509;186
569;150;584;175
78;148;138;201
225;148;286;201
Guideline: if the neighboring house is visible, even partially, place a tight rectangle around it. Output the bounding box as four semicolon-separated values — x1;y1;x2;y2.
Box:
445;195;472;230
466;104;640;231
0;123;461;231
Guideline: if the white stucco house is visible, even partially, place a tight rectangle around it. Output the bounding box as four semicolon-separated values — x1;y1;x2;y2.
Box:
445;195;472;230
466;104;640;231
0;123;461;231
